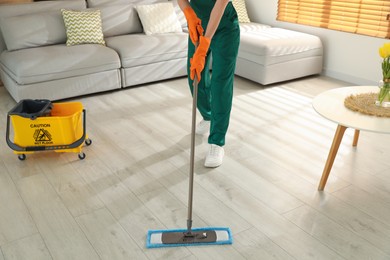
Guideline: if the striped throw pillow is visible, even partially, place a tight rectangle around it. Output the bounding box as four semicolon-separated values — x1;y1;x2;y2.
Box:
232;0;251;23
61;9;105;46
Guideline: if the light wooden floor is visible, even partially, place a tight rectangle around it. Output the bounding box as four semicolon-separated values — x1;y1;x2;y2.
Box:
0;75;390;260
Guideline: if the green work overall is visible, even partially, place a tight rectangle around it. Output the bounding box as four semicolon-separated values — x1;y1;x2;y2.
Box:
188;0;240;146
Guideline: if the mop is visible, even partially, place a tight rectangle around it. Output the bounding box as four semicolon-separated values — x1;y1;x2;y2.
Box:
146;45;233;248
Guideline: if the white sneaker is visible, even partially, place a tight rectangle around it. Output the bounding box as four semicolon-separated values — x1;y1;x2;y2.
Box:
204;144;224;168
195;120;210;135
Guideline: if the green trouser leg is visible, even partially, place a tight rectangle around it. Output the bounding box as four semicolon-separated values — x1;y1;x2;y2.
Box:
187;20;240;146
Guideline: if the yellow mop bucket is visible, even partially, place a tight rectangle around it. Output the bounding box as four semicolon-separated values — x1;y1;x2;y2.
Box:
6;99;91;160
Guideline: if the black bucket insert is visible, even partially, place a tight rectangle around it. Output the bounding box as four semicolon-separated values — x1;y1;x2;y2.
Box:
8;99;53;120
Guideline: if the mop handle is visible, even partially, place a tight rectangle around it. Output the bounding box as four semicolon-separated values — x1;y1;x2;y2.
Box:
187;42;199;234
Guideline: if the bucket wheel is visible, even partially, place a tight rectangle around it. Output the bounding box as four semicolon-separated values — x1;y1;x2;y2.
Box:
78;152;86;160
85;138;92;146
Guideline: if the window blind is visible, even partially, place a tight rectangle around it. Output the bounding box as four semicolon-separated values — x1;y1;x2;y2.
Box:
277;0;390;39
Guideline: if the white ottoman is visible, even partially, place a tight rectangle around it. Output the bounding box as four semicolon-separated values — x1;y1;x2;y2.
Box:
236;25;323;85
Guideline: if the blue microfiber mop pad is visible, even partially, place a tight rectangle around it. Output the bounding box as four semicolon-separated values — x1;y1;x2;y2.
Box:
146;227;233;248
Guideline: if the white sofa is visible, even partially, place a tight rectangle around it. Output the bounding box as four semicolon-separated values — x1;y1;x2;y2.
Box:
237;23;323;85
0;0;188;102
0;0;323;102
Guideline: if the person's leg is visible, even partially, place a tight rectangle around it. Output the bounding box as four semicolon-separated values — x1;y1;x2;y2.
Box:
204;20;240;168
207;26;240;147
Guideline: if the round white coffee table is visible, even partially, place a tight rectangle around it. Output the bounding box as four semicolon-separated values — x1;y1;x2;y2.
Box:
313;86;390;191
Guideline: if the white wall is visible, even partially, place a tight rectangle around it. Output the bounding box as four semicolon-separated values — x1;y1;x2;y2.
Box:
244;0;388;86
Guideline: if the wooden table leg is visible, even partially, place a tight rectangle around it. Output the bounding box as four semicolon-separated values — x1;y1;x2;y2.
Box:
318;124;347;191
352;129;360;147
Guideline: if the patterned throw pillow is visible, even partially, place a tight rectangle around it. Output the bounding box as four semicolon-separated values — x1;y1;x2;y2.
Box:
135;3;182;35
232;0;251;23
61;9;105;46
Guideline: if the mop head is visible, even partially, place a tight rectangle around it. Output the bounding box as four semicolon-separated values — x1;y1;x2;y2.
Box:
146;227;232;248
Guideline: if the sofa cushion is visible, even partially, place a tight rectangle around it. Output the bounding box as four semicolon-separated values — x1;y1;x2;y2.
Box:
232;0;250;23
0;11;66;51
0;44;120;84
97;4;143;37
171;0;187;29
135;2;182;35
239;28;323;66
86;0;168;8
239;22;271;34
105;33;187;67
0;0;86;53
61;9;106;46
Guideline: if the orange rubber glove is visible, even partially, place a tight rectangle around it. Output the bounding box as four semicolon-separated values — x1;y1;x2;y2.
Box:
190;36;211;82
183;6;204;45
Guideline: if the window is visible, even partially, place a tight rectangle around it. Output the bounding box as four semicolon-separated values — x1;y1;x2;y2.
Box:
277;0;390;39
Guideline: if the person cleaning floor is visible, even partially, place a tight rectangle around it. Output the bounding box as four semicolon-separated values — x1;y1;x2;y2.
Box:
178;0;240;168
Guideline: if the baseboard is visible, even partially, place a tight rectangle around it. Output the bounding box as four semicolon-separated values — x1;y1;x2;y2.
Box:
323;68;377;86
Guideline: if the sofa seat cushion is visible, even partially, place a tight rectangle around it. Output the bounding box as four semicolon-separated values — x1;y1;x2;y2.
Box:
105;33;187;67
239;28;323;66
0;44;120;85
239;22;270;34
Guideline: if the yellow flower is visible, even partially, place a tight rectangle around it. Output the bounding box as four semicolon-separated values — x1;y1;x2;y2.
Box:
379;43;390;58
378;43;390;104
